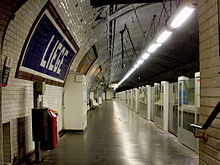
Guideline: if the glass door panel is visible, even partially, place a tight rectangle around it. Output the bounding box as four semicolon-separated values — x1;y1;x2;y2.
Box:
178;78;197;152
132;90;136;111
151;87;155;121
169;83;178;136
154;84;164;129
139;88;147;119
128;91;132;109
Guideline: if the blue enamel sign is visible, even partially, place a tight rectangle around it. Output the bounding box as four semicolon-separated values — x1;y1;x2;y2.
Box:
21;13;77;82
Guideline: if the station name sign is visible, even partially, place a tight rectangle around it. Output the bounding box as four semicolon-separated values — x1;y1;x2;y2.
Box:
17;3;79;84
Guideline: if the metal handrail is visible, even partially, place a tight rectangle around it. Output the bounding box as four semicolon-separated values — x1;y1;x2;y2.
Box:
190;101;220;142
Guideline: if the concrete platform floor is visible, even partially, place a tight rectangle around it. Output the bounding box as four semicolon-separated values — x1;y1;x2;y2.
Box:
33;100;198;165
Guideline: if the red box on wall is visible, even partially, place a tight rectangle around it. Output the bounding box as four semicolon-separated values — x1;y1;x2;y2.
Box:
48;109;57;149
32;108;57;150
41;109;57;150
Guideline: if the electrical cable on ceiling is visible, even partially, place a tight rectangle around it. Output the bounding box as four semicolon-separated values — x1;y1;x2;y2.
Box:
123;43;133;69
120;29;125;69
109;3;156;84
136;0;180;56
111;16;117;58
131;4;147;43
155;0;172;32
111;0;182;87
124;24;138;58
162;0;170;18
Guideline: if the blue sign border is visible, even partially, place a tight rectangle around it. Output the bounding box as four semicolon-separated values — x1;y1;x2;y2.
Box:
16;2;79;84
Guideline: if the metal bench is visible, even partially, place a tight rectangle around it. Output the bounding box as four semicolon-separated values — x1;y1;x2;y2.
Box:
190;101;220;142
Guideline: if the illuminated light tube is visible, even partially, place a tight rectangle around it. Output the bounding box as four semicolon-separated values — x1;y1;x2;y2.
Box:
156;30;172;43
128;71;132;75
129;70;134;74
147;43;162;53
131;68;135;72
124;75;129;80
137;59;144;65
141;53;151;60
170;6;195;28
133;64;139;69
127;71;132;76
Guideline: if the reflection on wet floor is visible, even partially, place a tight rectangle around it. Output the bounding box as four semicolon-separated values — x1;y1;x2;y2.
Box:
32;100;198;165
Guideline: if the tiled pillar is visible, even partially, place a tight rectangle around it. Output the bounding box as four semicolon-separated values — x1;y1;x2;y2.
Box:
198;0;220;164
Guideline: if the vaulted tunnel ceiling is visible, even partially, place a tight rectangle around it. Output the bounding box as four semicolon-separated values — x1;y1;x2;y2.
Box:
52;0;199;91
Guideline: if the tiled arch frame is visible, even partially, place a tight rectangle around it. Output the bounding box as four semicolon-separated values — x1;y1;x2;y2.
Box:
0;1;28;163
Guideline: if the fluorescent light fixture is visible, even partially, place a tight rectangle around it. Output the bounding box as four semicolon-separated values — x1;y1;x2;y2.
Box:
156;30;172;43
141;53;151;60
129;70;133;74
147;43;162;53
137;59;144;65
170;6;195;28
128;71;133;75
131;68;135;72
125;74;130;78
134;64;139;69
124;75;129;80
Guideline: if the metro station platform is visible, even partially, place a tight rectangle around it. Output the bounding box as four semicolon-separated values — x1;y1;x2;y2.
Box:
29;101;198;165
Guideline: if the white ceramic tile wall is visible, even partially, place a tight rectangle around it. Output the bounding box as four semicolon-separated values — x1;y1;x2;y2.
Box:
52;0;109;80
44;85;63;132
1;0;65;160
2;0;47;159
52;0;96;47
1;0;107;162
